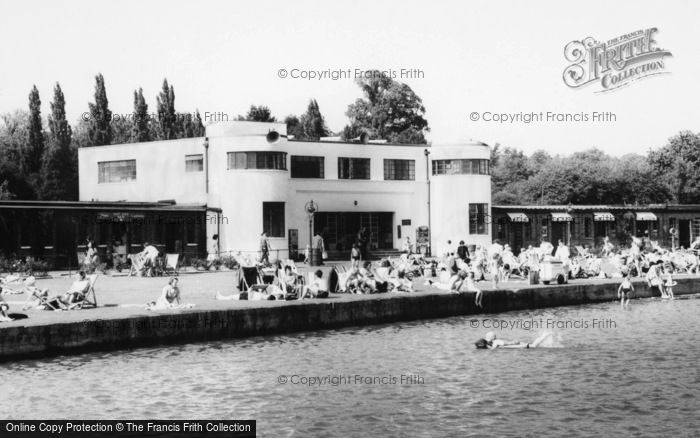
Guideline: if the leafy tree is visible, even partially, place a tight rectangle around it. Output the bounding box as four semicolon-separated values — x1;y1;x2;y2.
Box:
286;100;329;140
111;116;134;144
243;105;276;122
156;79;179;140
71;119;91;149
491;146;533;193
648;131;700;203
343;71;429;144
285;115;301;138
0;111;36;199
611;154;670;204
0;180;13;200
23;85;45;174
299;99;328;140
0;110;29;164
132;87;151;142
0;161;34;199
180;110;205;138
40;83;77;200
87;73;113;146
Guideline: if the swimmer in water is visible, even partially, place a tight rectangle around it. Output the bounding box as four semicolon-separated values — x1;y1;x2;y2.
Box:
474;331;552;349
617;274;634;308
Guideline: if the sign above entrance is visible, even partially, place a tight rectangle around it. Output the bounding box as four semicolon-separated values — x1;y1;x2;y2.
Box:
506;212;529;222
593;212;615;221
636;212;657;221
551;212;573;222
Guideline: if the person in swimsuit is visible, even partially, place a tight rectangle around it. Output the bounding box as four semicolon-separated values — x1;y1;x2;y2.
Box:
475;331;552;349
663;267;675;300
0;289;12;322
617;274;634;308
458;270;482;307
350;243;361;270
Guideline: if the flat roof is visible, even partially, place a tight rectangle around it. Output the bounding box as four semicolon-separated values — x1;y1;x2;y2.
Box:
493;204;700;211
0;200;209;212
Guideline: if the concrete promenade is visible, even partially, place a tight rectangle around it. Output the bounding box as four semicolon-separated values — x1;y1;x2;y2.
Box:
1;269;698;361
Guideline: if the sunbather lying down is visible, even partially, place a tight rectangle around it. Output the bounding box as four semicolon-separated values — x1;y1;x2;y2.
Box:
0;287;28;322
146;277;195;310
475;331;553;349
24;272;90;311
216;284;286;301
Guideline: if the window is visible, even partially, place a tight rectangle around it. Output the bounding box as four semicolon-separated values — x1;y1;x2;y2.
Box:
384;159;415;180
185;154;203;172
263;202;285;238
291;156;324;178
227;152;287;170
338;157;370;180
98;160;136;183
469;203;488;235
432;159;490;175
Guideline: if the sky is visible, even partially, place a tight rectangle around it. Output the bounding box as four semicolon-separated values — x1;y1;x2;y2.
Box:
0;0;698;156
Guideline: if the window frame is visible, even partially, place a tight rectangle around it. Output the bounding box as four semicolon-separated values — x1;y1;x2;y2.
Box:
97;159;137;183
432;159;491;175
290;155;325;179
185;154;204;173
262;202;285;238
227;152;287;170
338;157;371;180
383;159;416;181
469;203;489;235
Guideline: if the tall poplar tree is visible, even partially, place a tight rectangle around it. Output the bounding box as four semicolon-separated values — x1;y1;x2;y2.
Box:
41;83;77;200
87;73;113;146
132;87;151;142
23;85;44;174
156;79;178;140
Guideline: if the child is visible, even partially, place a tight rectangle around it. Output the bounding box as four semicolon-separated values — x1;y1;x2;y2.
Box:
490;252;503;289
663;267;675;300
458;271;483;307
303;270;329;299
617;275;634;308
350;243;361;269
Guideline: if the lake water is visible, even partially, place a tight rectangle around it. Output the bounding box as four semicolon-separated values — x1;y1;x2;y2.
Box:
2;296;700;437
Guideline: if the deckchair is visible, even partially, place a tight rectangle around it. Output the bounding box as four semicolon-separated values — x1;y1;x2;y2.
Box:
336;270;351;293
21;286;55;310
128;254;146;277
69;274;98;310
77;251;87;267
164;253;180;275
239;266;262;291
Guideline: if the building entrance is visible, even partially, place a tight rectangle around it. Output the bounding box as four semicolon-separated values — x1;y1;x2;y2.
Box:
314;212;394;252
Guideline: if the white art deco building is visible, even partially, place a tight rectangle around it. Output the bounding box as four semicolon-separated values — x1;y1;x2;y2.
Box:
79;121;492;260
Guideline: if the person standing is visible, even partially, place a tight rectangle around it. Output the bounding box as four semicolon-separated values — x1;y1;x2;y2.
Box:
617;274;634;308
350;243;361;269
357;227;369;261
402;236;413;255
312;231;325;264
259;232;270;265
457;240;470;263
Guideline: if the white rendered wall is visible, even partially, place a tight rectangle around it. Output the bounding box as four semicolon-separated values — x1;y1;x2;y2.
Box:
78;138;207;204
78;121;492;259
429;144;493;255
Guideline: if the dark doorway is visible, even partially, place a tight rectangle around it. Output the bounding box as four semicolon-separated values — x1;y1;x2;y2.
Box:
679;219;691;248
314;212;394;251
512;222;524;250
551;222;567;250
